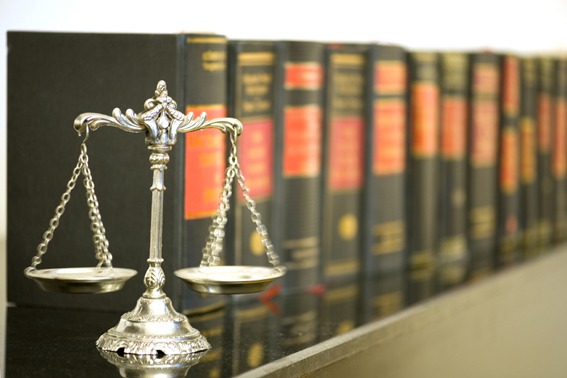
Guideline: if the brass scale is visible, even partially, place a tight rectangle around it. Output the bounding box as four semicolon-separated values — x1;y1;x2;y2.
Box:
23;81;286;356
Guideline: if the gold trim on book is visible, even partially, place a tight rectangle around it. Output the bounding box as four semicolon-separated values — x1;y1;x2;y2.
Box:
239;52;275;66
185;104;225;111
239;115;272;123
283;236;319;249
186;37;227;44
331;53;365;67
325;260;359;277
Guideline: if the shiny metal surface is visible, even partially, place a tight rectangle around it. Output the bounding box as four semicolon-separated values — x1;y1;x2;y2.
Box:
25;267;137;294
76;81;241;355
99;349;207;378
174;266;285;294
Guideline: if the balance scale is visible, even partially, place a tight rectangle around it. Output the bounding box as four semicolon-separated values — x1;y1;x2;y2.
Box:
24;80;286;356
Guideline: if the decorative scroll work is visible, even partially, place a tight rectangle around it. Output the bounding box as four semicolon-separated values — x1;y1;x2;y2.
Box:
73;80;242;146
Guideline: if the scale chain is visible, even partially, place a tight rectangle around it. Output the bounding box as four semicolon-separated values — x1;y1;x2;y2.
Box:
25;141;113;274
199;129;285;273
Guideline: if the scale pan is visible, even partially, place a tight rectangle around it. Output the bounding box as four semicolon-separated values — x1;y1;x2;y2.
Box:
174;266;285;295
26;267;137;294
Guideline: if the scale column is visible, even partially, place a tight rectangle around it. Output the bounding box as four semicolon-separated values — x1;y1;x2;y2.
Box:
144;146;171;299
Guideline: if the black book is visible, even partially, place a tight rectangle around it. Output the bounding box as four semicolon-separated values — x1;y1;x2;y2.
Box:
226;41;277;296
437;52;470;290
359;271;405;323
552;58;567;243
496;54;521;267
519;57;539;259
273;41;325;292
406;52;440;303
536;58;555;252
362;44;407;276
7;31;225;313
322;43;368;285
466;52;500;280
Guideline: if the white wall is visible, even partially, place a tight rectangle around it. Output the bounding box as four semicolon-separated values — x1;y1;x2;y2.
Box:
2;0;567;308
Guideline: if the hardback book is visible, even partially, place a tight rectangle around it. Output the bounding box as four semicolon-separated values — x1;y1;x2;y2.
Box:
362;44;407;276
466;52;500;280
552;58;567;243
536;58;555;251
406;51;440;303
7;31;225;313
321;43;368;285
437;52;470;290
496;54;521;267
226;40;277;298
273;41;325;292
519;57;539;259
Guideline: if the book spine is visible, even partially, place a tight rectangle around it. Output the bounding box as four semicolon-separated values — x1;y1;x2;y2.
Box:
467;53;500;280
536;58;555;251
363;45;407;276
322;44;367;285
553;58;567;243
360;272;405;323
226;41;276;271
496;55;521;267
182;34;228;314
438;52;469;289
274;41;325;292
406;52;440;303
519;58;539;259
321;282;359;336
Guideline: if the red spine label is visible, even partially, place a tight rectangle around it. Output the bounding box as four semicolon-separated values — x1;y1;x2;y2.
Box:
285;63;324;90
375;61;406;95
411;83;439;157
502;56;519;116
538;94;552;151
283;106;322;176
373;99;406;175
474;64;499;95
184;106;227;220
553;99;567;178
238;119;274;199
500;128;519;193
520;118;536;183
471;100;498;166
328;116;364;189
441;97;467;158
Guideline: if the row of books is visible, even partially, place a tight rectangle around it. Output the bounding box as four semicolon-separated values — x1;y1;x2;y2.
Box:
7;31;566;314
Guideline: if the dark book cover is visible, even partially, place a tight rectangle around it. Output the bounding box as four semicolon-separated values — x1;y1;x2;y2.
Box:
552;58;567;243
466;53;500;280
519;57;539;259
226;41;276;271
182;35;228;314
496;54;521;267
274;41;325;292
362;44;407;276
406;52;440;303
225;41;278;303
7;31;228;314
322;43;368;284
7;32;185;312
536;58;555;252
273;291;320;354
437;52;470;290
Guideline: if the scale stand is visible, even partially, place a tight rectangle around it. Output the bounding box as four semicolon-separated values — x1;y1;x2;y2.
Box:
24;80;285;355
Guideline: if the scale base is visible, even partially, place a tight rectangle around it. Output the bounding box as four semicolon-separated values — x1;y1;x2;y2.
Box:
96;295;210;355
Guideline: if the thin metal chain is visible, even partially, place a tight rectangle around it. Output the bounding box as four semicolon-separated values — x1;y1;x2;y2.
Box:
200;128;286;272
25;141;113;274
